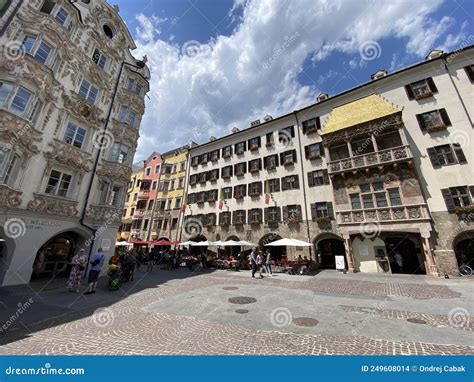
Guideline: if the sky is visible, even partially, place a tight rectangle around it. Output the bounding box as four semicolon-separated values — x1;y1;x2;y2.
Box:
111;0;474;161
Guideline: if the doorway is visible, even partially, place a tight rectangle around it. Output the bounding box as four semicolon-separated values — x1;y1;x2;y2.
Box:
384;235;425;275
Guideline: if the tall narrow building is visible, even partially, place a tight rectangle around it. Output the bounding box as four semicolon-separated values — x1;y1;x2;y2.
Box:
0;0;150;286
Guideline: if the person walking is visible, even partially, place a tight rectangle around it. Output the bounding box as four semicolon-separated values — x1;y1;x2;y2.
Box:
84;248;105;295
264;249;273;276
256;250;264;278
394;252;404;273
66;249;88;293
249;248;258;278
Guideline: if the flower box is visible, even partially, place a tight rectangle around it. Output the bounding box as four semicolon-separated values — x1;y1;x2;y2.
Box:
249;168;259;173
426;124;446;133
265;141;274;147
250;145;259;151
250;220;261;224
316;216;331;225
455;206;474;215
308;154;321;160
249;192;260;197
283;160;294;166
235;171;245;176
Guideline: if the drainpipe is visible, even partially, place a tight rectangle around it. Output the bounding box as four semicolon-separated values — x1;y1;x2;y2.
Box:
81;60;146;273
293;111;313;259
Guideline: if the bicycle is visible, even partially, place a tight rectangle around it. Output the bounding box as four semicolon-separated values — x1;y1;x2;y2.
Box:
459;263;473;276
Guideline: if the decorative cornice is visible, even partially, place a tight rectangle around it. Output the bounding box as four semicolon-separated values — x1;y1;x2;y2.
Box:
0;110;42;158
97;160;132;184
85;204;122;225
43;139;93;175
0;185;22;210
61;92;105;127
27;193;79;217
109;119;139;147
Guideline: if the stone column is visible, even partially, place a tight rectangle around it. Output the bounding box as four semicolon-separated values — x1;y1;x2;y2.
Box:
371;134;378;152
343;235;356;272
398;126;409;146
421;235;439;277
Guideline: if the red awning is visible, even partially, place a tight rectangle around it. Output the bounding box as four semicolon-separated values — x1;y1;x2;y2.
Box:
149;240;179;246
128;240;150;245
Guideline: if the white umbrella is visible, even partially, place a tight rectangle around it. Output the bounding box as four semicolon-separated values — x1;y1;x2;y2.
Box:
213;240;226;246
190;240;211;246
222;240;241;246
115;241;132;247
178;241;193;246
236;240;257;247
264;238;312;247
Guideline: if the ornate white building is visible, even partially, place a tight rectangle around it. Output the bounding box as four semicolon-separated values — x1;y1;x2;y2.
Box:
0;0;150;286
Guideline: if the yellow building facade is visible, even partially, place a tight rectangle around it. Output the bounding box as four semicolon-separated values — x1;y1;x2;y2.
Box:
117;165;144;241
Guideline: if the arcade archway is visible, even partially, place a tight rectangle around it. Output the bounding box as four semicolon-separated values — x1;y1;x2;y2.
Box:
454;231;474;273
259;233;284;261
314;233;345;269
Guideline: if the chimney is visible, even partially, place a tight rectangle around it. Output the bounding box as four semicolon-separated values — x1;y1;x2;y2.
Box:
209;136;216;142
231;126;240;134
371;70;388;80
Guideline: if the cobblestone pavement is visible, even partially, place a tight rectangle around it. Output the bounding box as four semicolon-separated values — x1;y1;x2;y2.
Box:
0;271;472;355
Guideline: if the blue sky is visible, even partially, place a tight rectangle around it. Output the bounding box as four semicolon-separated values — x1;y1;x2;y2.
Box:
111;0;473;160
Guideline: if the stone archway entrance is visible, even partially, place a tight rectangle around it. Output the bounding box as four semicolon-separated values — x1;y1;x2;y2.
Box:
189;234;207;256
31;231;87;281
384;235;425;275
314;234;345;269
224;235;241;258
259;233;284;261
0;232;15;287
453;231;474;273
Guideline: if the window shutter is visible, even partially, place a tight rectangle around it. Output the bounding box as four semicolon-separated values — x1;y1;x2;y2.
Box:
243;184;247;197
469;186;474;200
426;77;438;93
275;154;279;166
416;114;426;131
304;145;309;159
290;126;295;137
316;117;321;130
263;156;268;169
441;188;456;212
282;206;288;221
439;109;452;126
292;149;297;162
276;207;282;221
327;202;334;219
279;152;284;164
302;122;307;134
323;170;330;184
405;85;415;100
427;147;441;168
281;177;287;191
465;66;474;82
257;136;261;147
297;205;302;221
258;158;262;169
308;172;314;187
257;182;262;193
264;208;269;222
294;175;300;189
452;143;467;164
319;143;324;157
243;162;247;173
310;203;317;220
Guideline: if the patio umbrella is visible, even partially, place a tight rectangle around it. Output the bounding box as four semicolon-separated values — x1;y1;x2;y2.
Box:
178;241;193;246
149;240;179;246
222;240;241;246
190;240;211;246
212;240;226;246
264;238;311;247
115;241;131;247
236;240;257;247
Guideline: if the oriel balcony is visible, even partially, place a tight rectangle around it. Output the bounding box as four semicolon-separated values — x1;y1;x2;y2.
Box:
328;145;412;174
337;203;430;224
137;190;150;200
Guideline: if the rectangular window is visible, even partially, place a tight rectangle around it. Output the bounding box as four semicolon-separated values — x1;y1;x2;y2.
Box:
178;177;184;188
350;194;361;210
405;78;437;100
223;187;232;199
264;154;278;169
265;207;281;223
249;209;262;223
311;202;334;219
110;185;121;206
152;180;157;190
34;41;52;64
234;185;246;199
302;117;321;134
416;109;451;132
219;212;231;225
175;198;182;208
0;82;13;106
249;182;262;196
233;210;246;225
465;65;474;82
307;170;329;187
362;194;374;208
388;188;402;206
281;175;299;191
266;132;274;146
0;150;18;186
110;143;131;164
92;49;107;69
249;158;261;173
155;164;160;174
234;162;246;176
280;150;296;166
375;192;388;207
427;144;467;168
248;137;261;150
279;126;294;142
11;87;31;114
55;7;69;25
78;79;98;104
235;141;246;155
305;143;323;159
45;170;72;197
222;145;232;158
267;178;280;193
63;122;86;149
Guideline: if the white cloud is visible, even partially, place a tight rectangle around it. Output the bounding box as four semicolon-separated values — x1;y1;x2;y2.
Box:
131;0;449;159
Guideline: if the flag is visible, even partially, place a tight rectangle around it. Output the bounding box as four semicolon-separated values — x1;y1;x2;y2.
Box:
219;200;224;210
181;203;186;213
218;187;223;210
265;193;270;205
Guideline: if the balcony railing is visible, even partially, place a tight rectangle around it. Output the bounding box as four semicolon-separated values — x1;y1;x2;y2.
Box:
328;145;412;174
133;209;145;218
337;204;429;224
137;190;150;200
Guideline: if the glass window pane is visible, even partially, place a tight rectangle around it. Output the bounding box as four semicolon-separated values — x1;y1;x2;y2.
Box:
55;8;69;25
375;192;388;207
388;188;402;206
79;80;90;100
0;82;13;105
87;85;98;103
64;122;76;144
362;194;374;208
350;194;361;209
45;170;61;194
372;182;384;191
22;36;36;54
11;88;31;113
34;41;51;64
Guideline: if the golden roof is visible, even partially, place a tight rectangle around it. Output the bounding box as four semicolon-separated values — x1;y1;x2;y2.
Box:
320;94;401;135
